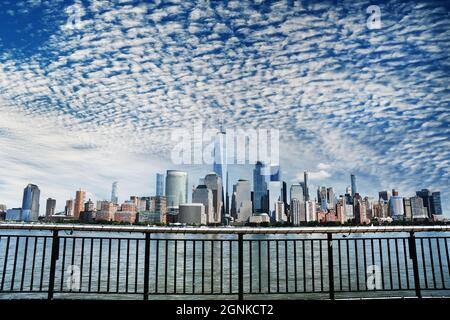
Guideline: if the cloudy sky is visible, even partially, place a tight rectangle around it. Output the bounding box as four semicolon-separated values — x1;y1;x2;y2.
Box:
0;0;449;215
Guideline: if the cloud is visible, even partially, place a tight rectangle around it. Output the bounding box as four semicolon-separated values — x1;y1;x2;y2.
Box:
0;0;449;214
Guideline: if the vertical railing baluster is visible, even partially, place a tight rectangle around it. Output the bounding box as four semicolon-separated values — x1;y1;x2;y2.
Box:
327;233;334;300
48;230;59;300
143;233;150;300
408;232;422;299
238;234;244;300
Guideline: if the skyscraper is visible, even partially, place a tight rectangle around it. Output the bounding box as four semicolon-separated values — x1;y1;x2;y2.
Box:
253;161;267;213
290;184;303;202
192;185;214;224
281;181;288;215
350;174;357;197
232;179;252;223
303;171;310;201
65;199;74;216
156;173;165;197
213;127;227;211
165;170;188;210
74;189;86;219
204;172;223;223
431;192;443;216
267;164;281;221
45;198;56;217
111;181;119;204
389;189;404;220
22;184;40;221
416;189;432;218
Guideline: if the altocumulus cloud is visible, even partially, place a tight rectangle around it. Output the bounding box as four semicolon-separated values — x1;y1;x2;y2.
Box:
0;0;449;214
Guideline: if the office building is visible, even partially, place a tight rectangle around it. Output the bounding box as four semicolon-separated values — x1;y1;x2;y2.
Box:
156;173;165;197
45;198;56;217
431;191;443;216
165;170;188;209
65;200;74;216
204;172;223;223
350;174;357;197
111;182;119;204
192;185;214;224
290;184;303;202
290;198;306;225
74;190;86;219
410;196;428;220
178;203;206;225
232;179;252;223
22;184;40;221
389;189;404;220
253;161;267;213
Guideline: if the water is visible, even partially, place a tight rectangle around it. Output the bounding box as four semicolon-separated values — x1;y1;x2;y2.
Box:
0;230;449;300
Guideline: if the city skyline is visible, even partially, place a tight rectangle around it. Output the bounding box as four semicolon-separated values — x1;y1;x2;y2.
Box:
0;166;446;220
0;1;449;215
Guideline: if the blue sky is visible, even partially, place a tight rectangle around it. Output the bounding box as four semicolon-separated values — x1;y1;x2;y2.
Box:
0;0;449;215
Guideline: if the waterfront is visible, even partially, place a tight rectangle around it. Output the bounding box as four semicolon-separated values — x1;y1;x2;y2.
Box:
0;226;449;300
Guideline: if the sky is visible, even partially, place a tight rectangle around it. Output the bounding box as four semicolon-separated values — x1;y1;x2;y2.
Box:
0;0;449;215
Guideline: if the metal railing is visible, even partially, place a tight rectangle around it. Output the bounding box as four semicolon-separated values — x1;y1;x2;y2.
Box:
0;224;449;300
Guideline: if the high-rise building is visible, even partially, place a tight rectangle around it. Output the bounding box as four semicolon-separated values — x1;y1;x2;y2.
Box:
274;201;286;222
354;193;369;224
111;182;118;204
350;174;357;197
378;190;391;203
318;186;328;211
143;196;168;223
74;190;86;219
431;192;443;216
416;189;436;218
45;198;56;217
303;171;310;201
22;184;40;221
290;184;303;202
306;200;317;222
156;173;165;197
65;200;74;216
410;196;428;220
253;161;268;213
204;172;223;223
403;197;412;221
232;179;252;223
290;199;306;225
267;165;281;221
192;185;214;224
327;187;336;209
165;170;188;209
389;190;404;220
213;128;228;220
281;181;288;215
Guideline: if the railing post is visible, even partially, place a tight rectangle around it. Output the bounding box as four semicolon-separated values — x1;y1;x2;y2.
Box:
143;232;151;301
238;234;244;301
408;231;422;299
47;230;59;300
327;233;335;300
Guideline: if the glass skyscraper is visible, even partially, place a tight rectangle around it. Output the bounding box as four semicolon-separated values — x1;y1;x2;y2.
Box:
22;184;40;221
165;170;188;209
253;161;267;213
111;181;118;204
350;174;357;197
156;173;164;197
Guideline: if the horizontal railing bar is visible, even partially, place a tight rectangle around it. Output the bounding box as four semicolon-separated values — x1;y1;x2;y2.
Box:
0;223;449;234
